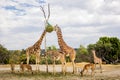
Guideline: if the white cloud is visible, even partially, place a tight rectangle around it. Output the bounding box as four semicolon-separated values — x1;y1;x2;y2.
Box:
0;0;120;50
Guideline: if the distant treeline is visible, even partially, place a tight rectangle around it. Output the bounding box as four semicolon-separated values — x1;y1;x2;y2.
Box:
0;36;120;64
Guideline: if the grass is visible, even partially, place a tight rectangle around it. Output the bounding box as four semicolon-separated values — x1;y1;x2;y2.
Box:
0;71;79;80
0;63;120;80
0;71;120;80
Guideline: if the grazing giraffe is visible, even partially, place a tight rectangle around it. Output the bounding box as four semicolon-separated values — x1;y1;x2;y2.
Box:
20;62;33;74
26;30;46;71
91;50;102;73
45;50;66;75
80;63;95;76
54;25;76;73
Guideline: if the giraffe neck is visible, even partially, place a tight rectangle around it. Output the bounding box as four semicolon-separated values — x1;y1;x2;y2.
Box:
56;27;68;49
34;30;46;46
93;52;98;59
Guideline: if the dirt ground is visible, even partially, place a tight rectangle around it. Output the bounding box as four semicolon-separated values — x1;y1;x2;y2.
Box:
0;62;120;80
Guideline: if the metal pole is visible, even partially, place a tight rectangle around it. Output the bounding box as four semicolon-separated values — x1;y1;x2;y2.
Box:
44;20;48;73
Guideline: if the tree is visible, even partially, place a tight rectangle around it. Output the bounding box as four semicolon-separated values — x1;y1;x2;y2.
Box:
76;45;90;62
20;49;36;64
90;36;120;64
87;44;96;63
0;44;10;64
47;45;57;51
9;50;21;64
109;37;120;63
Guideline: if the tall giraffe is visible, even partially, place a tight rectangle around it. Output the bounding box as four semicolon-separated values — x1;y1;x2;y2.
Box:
26;30;46;71
54;25;76;73
91;50;102;73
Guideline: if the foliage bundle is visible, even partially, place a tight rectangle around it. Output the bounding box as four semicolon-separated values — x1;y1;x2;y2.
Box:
45;22;53;33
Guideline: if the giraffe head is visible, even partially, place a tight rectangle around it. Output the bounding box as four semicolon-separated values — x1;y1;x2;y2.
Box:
80;70;83;77
53;24;60;32
91;49;95;53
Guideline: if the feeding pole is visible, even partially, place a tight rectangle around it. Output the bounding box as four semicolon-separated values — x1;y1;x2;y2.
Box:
39;0;52;73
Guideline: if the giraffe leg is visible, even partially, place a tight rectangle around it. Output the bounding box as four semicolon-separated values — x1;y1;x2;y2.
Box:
71;60;75;74
81;70;83;77
61;62;64;74
36;57;38;71
91;65;95;76
36;52;40;72
64;62;66;75
26;53;29;64
94;63;97;73
45;56;48;73
60;57;66;75
100;63;102;73
63;54;67;75
60;58;64;74
53;57;55;75
61;62;66;75
38;55;40;71
85;69;88;76
64;56;66;74
36;56;39;71
91;69;95;76
70;53;76;74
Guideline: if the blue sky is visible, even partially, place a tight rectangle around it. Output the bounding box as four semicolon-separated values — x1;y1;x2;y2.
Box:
0;0;120;50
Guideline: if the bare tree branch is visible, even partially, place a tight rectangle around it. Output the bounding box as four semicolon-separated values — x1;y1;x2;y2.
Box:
47;3;50;21
40;6;47;20
40;3;51;22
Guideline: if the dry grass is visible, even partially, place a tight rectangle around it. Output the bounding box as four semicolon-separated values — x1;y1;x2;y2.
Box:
0;63;120;80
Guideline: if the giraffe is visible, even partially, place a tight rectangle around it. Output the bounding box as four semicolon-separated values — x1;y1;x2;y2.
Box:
54;25;76;73
45;50;66;75
26;30;46;71
10;63;15;73
91;50;102;73
80;63;95;77
20;62;33;74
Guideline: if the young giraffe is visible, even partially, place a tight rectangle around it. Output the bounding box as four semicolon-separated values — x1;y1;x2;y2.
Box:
26;30;46;71
10;63;15;73
45;50;66;75
80;63;95;76
20;62;33;74
54;25;76;73
91;50;102;73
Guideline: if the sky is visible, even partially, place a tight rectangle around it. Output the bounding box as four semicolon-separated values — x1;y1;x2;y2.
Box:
0;0;120;50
